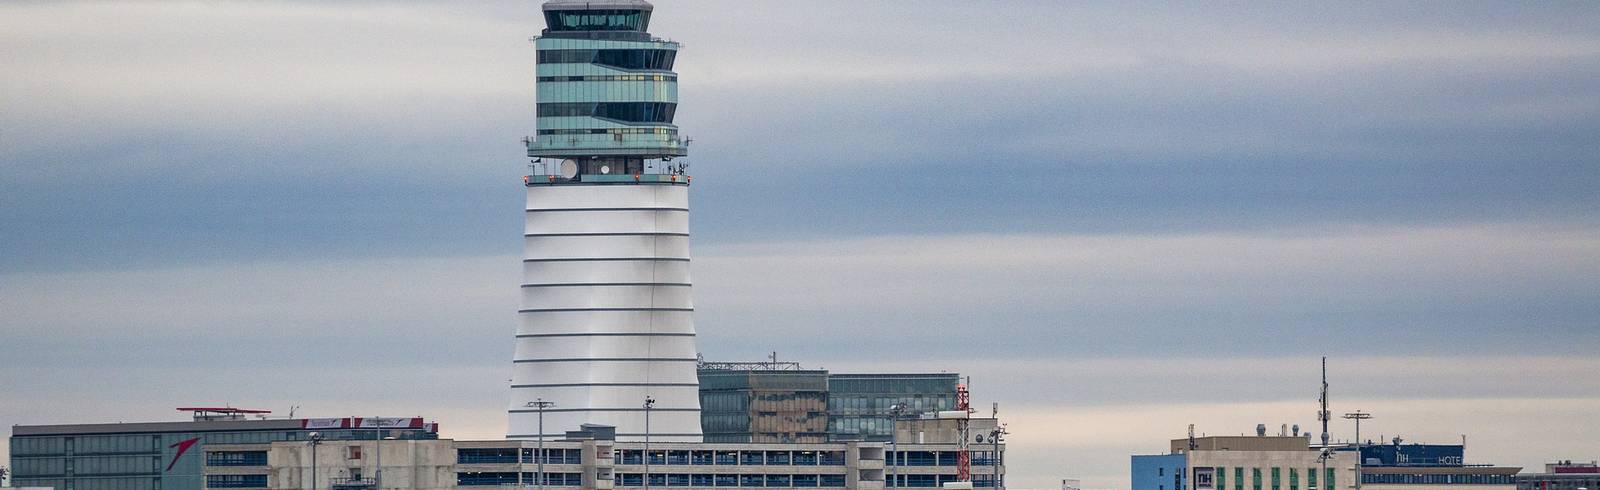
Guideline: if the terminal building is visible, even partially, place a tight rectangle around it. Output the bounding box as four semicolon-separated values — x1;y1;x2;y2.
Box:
196;421;1000;490
7;408;438;490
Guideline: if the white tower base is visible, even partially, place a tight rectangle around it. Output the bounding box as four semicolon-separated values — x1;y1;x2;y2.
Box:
509;183;702;442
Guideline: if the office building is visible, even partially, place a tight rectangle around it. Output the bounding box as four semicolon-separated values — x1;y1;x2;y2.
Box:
7;408;437;490
698;364;830;444
510;0;700;442
827;375;958;442
1132;435;1358;490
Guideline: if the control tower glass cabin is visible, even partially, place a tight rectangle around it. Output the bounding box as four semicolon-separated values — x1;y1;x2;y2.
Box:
526;0;688;182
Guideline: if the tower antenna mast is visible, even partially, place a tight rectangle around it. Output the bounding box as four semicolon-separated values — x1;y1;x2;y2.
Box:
1318;356;1331;447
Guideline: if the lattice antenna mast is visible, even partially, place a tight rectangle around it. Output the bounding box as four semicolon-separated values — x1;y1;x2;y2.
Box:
957;378;973;482
1318;356;1331;447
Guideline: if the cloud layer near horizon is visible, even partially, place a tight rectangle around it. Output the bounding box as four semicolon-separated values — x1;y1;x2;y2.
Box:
3;1;1598;489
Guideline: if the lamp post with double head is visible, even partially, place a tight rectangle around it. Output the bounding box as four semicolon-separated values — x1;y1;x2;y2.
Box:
527;399;557;490
644;396;656;490
308;432;323;490
888;404;905;489
1343;411;1373;490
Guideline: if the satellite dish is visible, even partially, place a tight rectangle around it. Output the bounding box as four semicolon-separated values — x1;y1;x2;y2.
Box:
600;165;612;174
559;159;578;179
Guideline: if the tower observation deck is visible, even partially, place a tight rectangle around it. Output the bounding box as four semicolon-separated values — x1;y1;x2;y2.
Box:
510;0;701;442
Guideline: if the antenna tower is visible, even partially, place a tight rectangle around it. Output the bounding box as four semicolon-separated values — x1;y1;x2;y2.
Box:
956;379;973;482
1318;356;1331;447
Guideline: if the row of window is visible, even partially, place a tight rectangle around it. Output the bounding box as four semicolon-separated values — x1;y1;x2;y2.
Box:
538;102;677;123
540;75;676;82
1214;466;1333;490
1364;473;1516;485
544;10;648;32
538;49;677;71
888;474;998;488
616;473;848;487
613;449;847;466
457;448;584;465
459;472;583;486
206;474;267;488
205;451;267;467
537;127;677;136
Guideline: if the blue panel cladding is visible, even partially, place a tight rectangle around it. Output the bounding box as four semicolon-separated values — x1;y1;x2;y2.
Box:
1133;454;1189;490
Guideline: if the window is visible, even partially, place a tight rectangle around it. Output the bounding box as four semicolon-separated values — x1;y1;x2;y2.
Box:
820;474;847;487
1218;467;1227;490
1272;468;1281;490
767;475;792;487
1290;468;1299;490
206;451;268;467
1253;468;1262;490
543;10;649;32
347;446;362;460
715;451;738;465
1307;468;1317;490
715;474;738;487
537;49;677;71
206;474;267;488
740;451;764;465
1236;468;1245;490
538;102;677;123
458;448;516;464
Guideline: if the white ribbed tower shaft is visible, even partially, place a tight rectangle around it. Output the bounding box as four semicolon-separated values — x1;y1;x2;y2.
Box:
509;184;702;441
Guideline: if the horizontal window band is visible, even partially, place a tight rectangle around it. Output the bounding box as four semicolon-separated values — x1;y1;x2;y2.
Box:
518;308;693;313
524;232;688;238
538;75;677;82
510;382;699;388
506;433;705;438
512;357;700;363
521;283;691;288
524;257;690;263
516;333;696;338
526;207;689;213
507;407;700;413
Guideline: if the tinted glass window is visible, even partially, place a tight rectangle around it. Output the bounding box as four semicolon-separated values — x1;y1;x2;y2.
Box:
538;49;676;70
539;102;676;123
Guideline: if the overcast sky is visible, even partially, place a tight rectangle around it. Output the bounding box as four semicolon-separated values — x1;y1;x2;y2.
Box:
3;2;1599;488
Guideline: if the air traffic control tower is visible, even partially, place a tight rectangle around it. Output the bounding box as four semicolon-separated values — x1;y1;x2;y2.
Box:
510;0;701;442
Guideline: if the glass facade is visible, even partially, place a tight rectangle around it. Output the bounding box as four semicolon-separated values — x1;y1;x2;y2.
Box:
544;10;650;32
699;369;830;443
827;374;958;441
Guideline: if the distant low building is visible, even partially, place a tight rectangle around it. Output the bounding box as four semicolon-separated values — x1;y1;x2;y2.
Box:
1516;460;1600;490
197;423;1003;489
1133;435;1358;490
8;407;438;490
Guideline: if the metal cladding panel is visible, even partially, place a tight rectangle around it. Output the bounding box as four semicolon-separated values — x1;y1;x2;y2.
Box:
523;235;690;260
509;386;701;408
515;334;697;360
526;184;688;209
522;260;691;284
512;184;701;441
525;209;689;234
519;285;693;310
517;310;695;335
510;359;701;384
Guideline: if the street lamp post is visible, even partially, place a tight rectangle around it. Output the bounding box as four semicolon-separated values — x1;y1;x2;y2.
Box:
1343;411;1373;490
989;424;1007;490
888;404;905;489
527;399;557;490
372;419;383;490
308;432;323;490
644;396;656;490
